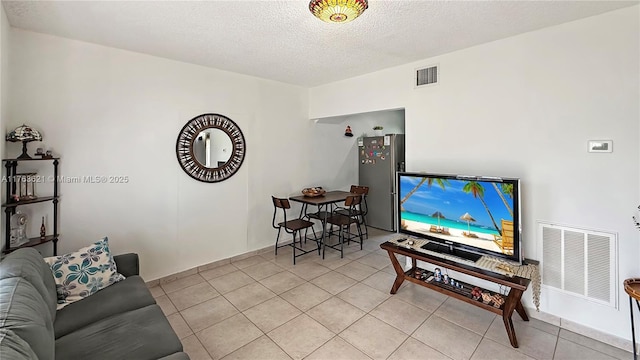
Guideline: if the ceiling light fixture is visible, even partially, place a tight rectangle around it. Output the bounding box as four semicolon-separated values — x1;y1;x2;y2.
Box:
309;0;368;23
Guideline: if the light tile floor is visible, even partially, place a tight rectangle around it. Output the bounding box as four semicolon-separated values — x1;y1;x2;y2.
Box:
149;228;632;360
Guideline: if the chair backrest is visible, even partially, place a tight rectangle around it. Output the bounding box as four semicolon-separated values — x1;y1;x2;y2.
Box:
272;196;291;209
349;185;369;215
350;185;369;195
343;195;362;217
272;196;291;229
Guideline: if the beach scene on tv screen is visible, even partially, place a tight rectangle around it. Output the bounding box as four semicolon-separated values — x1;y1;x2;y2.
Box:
399;176;515;256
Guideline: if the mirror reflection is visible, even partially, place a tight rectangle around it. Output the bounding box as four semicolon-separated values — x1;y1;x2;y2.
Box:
193;128;232;168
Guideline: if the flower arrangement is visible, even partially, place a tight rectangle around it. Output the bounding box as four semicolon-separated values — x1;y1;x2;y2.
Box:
372;126;383;130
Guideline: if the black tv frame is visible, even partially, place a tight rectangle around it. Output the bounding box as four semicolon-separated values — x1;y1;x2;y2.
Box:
396;172;522;264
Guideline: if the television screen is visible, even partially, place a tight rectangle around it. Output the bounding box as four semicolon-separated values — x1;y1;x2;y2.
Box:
397;172;521;263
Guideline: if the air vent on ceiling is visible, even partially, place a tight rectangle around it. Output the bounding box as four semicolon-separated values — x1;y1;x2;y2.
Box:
416;65;438;87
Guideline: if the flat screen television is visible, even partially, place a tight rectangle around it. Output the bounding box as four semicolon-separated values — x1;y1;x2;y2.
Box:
397;172;522;264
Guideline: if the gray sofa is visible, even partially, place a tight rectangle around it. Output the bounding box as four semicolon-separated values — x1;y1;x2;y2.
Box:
0;248;189;360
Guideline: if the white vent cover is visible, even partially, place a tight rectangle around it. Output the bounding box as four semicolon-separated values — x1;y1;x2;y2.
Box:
539;222;617;307
416;65;438;87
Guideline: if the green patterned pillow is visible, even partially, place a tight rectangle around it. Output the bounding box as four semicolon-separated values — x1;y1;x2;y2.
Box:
44;237;125;309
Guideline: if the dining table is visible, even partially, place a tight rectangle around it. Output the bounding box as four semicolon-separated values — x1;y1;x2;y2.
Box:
289;190;355;257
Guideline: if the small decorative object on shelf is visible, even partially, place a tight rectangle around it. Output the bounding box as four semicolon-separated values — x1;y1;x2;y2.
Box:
492;294;505;308
14;172;38;201
6;124;43;160
443;274;449;285
481;292;492;304
9;211;28;247
471;287;482;300
35;147;54;159
434;268;442;282
40;216;46;240
344;126;353;137
414;269;422;279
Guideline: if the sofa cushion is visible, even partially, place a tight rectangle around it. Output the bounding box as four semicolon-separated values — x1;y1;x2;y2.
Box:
0;248;57;321
55;304;183;360
113;253;140;277
0;277;54;360
0;329;38;360
54;275;155;338
44;237;125;309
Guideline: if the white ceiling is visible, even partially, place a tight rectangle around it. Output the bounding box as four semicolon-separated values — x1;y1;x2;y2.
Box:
3;1;637;87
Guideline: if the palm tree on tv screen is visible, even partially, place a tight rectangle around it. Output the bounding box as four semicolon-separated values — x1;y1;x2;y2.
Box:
492;183;513;218
400;177;449;211
462;181;501;235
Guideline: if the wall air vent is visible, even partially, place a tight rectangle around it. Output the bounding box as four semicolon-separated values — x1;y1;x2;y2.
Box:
416;65;438;87
539;222;617;308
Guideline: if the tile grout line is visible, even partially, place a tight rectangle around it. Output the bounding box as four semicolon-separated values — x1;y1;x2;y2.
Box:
248;249;376;358
161;274;221;360
552;332;560;360
161;231;630;360
558;335;624;360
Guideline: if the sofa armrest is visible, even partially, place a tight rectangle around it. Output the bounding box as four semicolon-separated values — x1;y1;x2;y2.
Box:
113;253;139;277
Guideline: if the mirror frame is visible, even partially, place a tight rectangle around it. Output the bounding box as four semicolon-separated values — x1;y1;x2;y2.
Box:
176;113;246;183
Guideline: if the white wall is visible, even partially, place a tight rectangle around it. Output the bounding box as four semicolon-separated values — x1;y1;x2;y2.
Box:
6;29;324;280
310;6;640;341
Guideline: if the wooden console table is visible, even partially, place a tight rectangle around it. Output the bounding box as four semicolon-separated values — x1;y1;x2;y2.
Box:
380;241;530;348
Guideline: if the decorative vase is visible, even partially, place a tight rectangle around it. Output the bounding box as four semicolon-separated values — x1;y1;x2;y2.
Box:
374;130;383;136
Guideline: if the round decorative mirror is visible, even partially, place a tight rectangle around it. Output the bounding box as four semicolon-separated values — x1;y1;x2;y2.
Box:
176;113;246;183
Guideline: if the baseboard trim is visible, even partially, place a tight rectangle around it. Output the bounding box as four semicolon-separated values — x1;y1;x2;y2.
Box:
149;243;279;286
524;306;637;354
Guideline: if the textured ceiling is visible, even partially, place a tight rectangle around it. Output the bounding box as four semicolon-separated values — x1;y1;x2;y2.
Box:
3;1;638;87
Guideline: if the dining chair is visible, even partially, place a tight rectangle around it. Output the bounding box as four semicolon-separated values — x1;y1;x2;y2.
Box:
335;185;370;239
324;195;364;259
272;196;318;265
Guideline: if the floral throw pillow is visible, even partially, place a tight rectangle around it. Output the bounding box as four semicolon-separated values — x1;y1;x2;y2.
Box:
44;237;125;309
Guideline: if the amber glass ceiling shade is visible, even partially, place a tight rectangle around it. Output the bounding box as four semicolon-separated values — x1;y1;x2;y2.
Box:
309;0;368;23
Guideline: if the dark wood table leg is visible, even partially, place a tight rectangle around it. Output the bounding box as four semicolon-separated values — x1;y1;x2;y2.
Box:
321;204;329;258
515;299;530;321
503;287;525;348
385;250;406;294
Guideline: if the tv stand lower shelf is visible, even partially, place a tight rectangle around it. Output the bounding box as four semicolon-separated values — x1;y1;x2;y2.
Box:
380;241;530;348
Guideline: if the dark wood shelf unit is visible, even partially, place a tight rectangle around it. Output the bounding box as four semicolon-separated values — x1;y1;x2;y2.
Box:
380;241;530;348
3;158;60;255
2;157;60;161
3;235;59;254
2;196;57;208
404;267;505;315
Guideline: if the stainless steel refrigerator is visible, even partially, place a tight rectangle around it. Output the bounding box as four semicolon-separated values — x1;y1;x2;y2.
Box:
358;134;405;231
